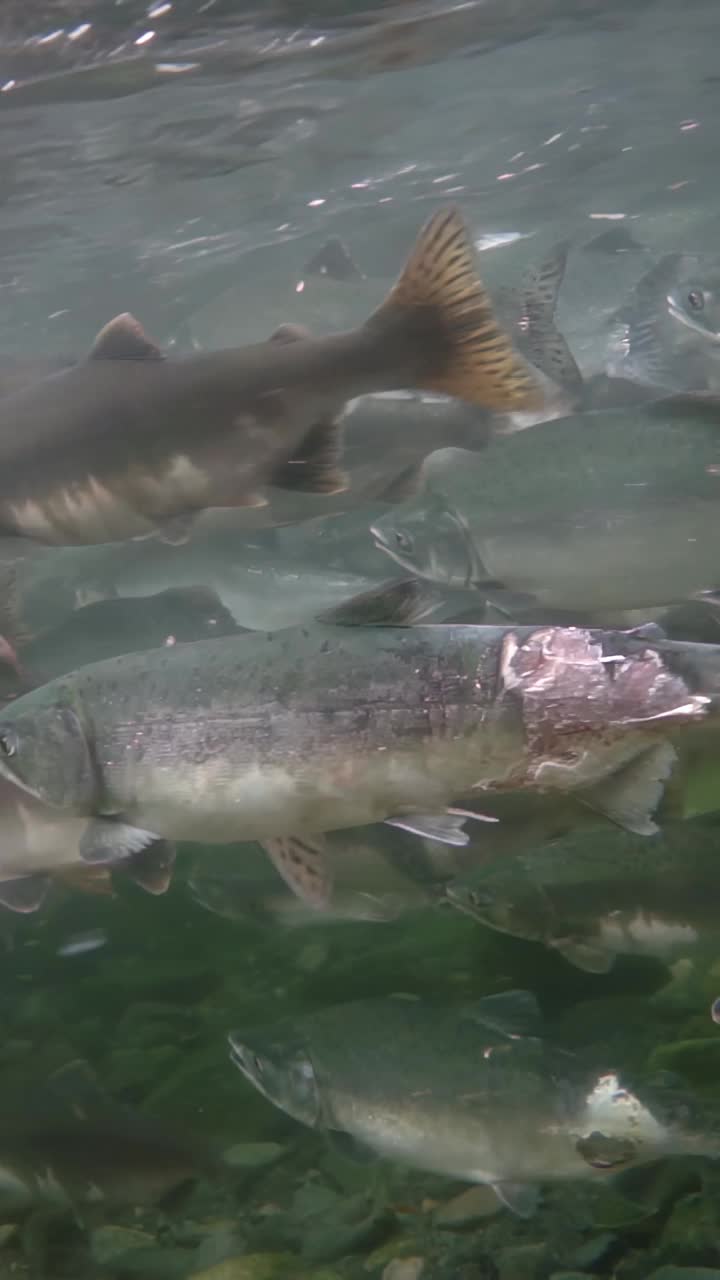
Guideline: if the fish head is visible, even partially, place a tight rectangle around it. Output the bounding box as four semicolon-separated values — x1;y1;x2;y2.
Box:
575;1069;717;1168
228;1027;321;1128
445;864;550;943
666;276;720;347
371;499;482;589
0;701;96;813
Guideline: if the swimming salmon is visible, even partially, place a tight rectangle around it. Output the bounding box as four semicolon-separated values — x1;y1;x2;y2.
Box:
0;208;549;547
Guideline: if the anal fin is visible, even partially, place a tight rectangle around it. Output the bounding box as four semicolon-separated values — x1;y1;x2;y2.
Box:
581;741;677;836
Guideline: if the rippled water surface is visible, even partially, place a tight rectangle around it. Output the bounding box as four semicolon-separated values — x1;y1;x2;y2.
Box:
2;2;720;1278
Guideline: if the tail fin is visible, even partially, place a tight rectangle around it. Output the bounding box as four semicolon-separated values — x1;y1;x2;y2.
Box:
368;207;546;411
513;242;583;394
0;563;32;681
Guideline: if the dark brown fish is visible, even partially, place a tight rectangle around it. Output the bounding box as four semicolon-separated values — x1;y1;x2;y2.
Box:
0;1059;210;1212
0;207;547;547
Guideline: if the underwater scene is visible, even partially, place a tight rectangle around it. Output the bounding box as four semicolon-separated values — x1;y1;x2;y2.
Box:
3;1;720;1277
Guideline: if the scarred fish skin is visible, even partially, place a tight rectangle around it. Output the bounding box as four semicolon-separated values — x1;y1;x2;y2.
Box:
0;623;711;851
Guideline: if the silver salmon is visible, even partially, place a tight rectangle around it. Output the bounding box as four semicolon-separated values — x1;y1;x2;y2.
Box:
0;597;711;907
229;991;716;1216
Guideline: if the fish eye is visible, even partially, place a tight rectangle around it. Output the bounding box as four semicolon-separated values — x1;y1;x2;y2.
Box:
688;289;705;312
0;730;18;759
395;531;413;553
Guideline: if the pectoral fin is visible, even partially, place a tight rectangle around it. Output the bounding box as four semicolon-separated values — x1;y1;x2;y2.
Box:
465;989;543;1039
490;1181;539;1217
549;935;616;974
123;841;177;895
385;808;498;846
79;819;166;865
260;834;332;909
326;1131;378;1164
156;515;196;547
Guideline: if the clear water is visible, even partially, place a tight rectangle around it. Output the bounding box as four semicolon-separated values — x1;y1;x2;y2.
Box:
1;1;720;1276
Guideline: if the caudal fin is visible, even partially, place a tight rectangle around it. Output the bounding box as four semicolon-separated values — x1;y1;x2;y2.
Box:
368;207;547;411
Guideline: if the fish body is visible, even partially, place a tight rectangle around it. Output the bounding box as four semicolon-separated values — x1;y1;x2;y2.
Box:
7;584;242;686
188;825;443;927
7;522;387;636
446;816;720;973
0;354;75;399
229;993;710;1212
371;395;720;620
0;770;175;915
0;618;710;878
0;1060;206;1212
0;208;548;547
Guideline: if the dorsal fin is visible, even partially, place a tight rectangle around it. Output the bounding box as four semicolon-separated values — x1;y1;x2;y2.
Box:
88;313;165;362
301;237;364;282
269;322;312;344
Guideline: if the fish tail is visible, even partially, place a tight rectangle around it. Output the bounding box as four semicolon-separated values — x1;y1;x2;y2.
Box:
0;562;32;679
366;206;547;411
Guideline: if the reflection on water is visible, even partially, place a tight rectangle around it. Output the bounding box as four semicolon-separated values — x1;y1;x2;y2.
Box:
1;0;720;1276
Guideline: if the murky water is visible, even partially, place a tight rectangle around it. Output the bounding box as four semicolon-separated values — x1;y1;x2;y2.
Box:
1;1;720;1277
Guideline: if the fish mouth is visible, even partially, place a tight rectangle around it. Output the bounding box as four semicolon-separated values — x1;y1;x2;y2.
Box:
666;294;720;344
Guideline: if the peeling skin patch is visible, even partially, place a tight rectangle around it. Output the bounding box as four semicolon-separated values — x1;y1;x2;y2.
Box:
500;627;709;767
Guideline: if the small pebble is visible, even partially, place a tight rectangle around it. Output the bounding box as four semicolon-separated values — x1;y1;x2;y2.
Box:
296;940;329;973
222;1142;286;1171
648;1269;720;1279
434;1184;501;1228
382;1261;425;1280
90;1225;156;1266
